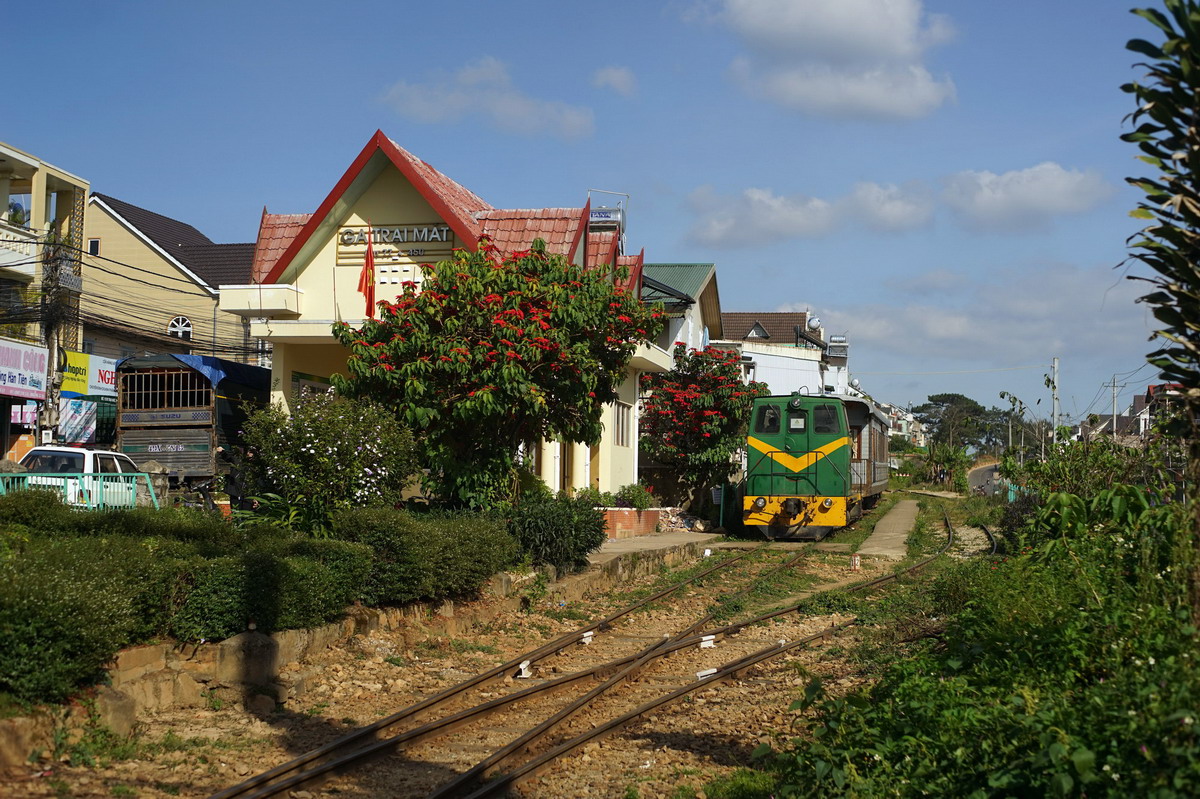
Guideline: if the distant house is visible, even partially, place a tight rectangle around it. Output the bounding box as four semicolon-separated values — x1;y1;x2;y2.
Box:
640;263;723;352
220;130;673;493
713;311;834;395
83;194;257;363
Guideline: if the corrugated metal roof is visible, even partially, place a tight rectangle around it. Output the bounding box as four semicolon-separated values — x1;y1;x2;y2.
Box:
642;263;714;301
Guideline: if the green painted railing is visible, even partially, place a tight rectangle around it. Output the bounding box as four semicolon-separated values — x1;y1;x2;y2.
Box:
0;473;160;510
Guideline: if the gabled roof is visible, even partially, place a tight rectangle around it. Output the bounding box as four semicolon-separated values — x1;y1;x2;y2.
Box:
617;251;644;293
262;131;493;284
721;312;811;343
645;263;722;338
642;264;714;301
90;193;254;289
478;207;584;257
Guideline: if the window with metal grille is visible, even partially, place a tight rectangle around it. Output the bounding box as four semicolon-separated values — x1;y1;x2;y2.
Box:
614;402;633;447
120;368;211;410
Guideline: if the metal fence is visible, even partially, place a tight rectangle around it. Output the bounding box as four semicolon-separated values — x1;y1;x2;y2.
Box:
0;473;160;510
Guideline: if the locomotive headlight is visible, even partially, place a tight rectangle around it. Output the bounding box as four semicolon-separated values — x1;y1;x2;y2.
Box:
752;497;767;511
821;498;834;509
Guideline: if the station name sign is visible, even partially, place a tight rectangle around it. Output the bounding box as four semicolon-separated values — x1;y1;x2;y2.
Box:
340;225;452;245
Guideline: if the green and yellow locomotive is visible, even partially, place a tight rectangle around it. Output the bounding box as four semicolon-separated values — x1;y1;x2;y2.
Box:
739;393;889;539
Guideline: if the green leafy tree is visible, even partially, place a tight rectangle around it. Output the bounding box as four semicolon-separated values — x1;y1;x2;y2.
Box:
236;391;418;533
639;344;770;505
332;238;663;508
1122;0;1200;618
911;393;990;449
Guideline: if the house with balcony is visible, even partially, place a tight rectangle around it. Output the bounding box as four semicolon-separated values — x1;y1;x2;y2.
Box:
220;130;673;493
0;142;89;453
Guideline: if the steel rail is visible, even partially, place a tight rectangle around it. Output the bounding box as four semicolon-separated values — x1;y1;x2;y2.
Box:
211;544;767;799
458;512;959;798
426;547;815;798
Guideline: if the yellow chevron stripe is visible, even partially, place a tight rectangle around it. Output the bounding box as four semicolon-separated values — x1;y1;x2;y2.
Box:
747;436;850;473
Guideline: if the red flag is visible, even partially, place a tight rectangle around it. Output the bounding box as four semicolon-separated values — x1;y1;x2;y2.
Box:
357;223;376;319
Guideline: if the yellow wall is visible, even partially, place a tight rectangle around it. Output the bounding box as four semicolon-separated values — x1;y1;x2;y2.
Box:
82;204;248;359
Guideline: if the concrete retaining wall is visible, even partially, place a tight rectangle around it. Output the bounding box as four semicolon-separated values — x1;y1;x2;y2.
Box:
0;534;713;767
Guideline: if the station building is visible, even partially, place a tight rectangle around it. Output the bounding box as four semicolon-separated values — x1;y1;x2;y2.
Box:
220;131;673;493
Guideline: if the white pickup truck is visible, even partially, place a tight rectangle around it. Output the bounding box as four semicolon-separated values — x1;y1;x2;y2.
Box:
9;446;158;509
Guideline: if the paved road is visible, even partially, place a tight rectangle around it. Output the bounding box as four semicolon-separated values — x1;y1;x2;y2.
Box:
969;463;1001;496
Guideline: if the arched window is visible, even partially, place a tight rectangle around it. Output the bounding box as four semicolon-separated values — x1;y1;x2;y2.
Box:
167;316;192;341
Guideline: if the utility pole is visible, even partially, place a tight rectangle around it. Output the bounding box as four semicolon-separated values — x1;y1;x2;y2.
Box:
1109;375;1122;436
1051;357;1060;446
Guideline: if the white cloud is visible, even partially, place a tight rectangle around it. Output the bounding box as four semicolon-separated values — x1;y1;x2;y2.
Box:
688;185;837;247
382;57;594;139
592;66;637;97
687;180;931;247
719;0;955;119
846;181;934;231
941;162;1114;231
819;262;1147;364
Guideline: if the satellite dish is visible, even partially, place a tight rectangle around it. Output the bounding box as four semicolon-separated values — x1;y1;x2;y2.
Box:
807;316;821;330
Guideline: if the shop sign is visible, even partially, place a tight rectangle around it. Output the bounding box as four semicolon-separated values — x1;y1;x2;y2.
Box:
335;223;456;267
0;339;48;400
61;351;118;398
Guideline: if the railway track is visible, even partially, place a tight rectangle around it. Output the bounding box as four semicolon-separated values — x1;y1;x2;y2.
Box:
214;516;963;799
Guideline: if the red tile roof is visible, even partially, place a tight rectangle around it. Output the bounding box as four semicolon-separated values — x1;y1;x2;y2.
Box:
478;208;582;256
383;135;492;241
617;251;644;293
586;230;619;270
252;211;311;284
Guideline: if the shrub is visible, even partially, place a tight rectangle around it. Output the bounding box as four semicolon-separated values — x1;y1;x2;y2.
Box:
508;493;606;575
0;490;81;535
332;508;516;604
0;537;153;702
82;506;243;554
236;391;419;534
167;541;373;641
614;483;655;511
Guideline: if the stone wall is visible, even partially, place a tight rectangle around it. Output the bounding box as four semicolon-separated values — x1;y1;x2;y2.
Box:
0;534;713;767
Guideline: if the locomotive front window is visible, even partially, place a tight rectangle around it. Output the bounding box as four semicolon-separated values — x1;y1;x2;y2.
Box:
814;405;839;434
755;405;781;434
788;410;806;432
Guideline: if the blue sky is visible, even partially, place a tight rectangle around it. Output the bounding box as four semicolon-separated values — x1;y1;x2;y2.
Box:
10;1;1165;422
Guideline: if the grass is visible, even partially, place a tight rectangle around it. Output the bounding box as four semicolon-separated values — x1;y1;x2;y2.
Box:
414;638;501;659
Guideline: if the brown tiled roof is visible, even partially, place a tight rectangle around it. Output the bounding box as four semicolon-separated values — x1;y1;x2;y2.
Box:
92;193;254;288
179;243;255;287
721;311;811;342
478;208;581;256
252;211;311;284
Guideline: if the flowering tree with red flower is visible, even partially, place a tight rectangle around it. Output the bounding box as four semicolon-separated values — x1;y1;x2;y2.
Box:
639;343;770;505
331;237;663;508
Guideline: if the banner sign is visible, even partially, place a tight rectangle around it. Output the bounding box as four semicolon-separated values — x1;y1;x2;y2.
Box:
61;351;117;398
0;339;48;400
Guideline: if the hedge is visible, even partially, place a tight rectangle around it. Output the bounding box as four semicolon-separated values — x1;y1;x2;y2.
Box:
507;494;607;575
331;508;517;604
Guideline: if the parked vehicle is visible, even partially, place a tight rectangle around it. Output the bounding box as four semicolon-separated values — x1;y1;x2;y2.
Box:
12;445;158;508
115;354;270;487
